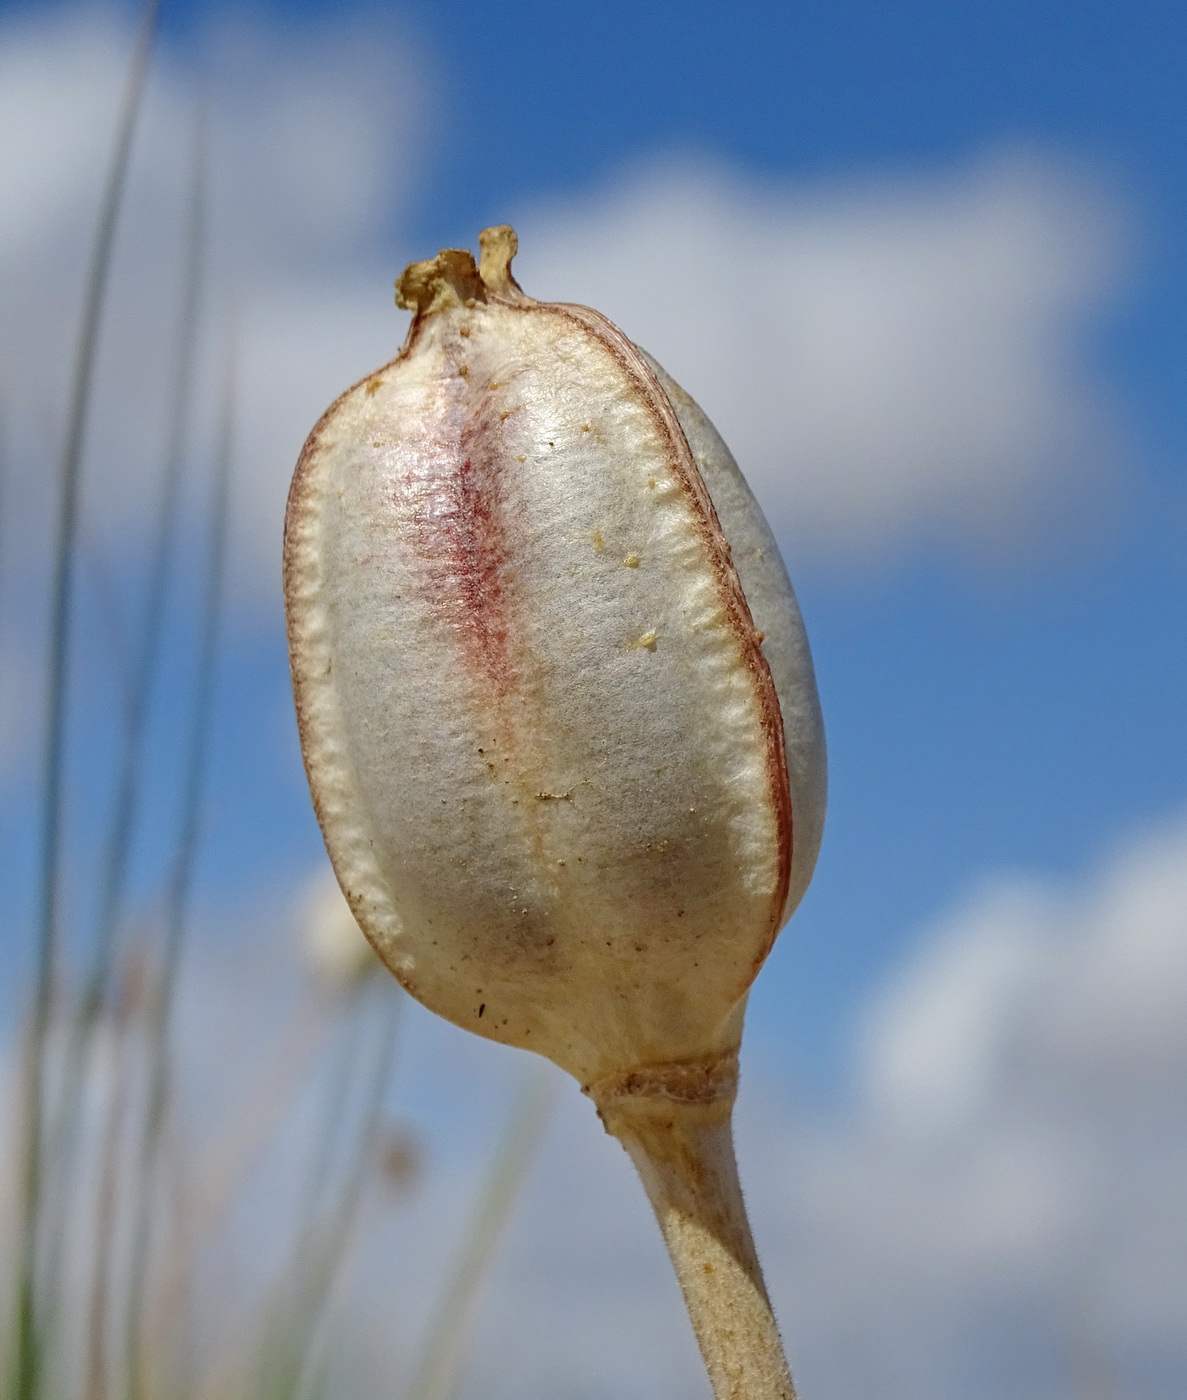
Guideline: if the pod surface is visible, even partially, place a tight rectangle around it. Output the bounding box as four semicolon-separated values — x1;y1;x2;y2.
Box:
284;233;823;1086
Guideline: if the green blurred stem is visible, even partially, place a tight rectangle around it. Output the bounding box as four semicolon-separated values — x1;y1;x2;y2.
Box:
13;3;161;1396
42;92;210;1375
53;82;208;1153
84;965;138;1400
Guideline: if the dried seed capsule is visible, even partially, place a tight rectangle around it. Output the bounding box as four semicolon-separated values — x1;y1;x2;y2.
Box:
284;226;825;1399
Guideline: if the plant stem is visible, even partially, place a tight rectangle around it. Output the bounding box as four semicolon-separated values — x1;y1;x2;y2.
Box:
124;320;234;1400
84;962;138;1400
591;1056;796;1400
41;87;210;1367
0;400;7;652
14;3;161;1394
66;79;208;1114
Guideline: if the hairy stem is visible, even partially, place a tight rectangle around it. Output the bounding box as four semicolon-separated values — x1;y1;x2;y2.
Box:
592;1058;796;1400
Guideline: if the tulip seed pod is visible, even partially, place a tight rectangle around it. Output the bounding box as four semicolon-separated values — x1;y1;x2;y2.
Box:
284;226;826;1399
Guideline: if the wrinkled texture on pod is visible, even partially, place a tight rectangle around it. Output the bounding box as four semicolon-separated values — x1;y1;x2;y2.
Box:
284;226;826;1088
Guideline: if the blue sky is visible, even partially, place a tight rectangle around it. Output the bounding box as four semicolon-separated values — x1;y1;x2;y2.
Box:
1;3;1186;1394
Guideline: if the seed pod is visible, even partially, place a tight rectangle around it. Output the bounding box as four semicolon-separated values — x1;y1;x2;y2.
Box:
284;226;825;1399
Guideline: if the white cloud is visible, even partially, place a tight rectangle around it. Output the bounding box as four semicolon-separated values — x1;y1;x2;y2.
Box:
512;153;1132;562
0;6;1136;613
0;5;431;793
5;816;1185;1396
860;816;1187;1112
0;4;424;612
766;815;1187;1398
859;878;1068;1135
408;812;1187;1400
111;814;1167;1400
0;9;1135;632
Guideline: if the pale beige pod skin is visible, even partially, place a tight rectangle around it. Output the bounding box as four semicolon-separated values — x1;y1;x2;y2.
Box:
284;226;825;1400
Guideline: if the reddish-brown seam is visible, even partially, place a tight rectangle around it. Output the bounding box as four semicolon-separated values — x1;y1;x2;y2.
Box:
537;297;793;967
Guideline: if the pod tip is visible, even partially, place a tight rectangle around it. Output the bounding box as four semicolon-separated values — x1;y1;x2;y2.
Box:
395;247;482;315
478;224;521;296
396;226;528;317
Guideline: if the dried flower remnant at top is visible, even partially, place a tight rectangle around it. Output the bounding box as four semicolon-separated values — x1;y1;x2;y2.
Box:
284;225;826;1399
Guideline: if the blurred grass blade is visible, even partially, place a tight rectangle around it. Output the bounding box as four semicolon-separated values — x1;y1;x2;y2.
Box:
404;1068;556;1400
78;87;209;1050
0;400;7;655
124;316;235;1400
43;88;210;1382
13;2;162;1395
83;952;140;1400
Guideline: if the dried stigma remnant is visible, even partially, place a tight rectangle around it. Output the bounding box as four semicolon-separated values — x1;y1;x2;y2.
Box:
284;226;826;1399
